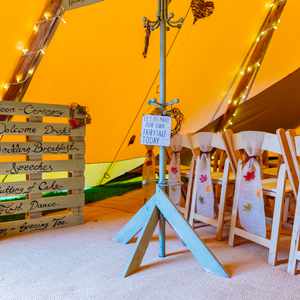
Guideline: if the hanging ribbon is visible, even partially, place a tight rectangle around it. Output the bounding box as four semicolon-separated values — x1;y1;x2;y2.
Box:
143;20;152;58
142;146;156;200
237;134;266;237
168;134;183;206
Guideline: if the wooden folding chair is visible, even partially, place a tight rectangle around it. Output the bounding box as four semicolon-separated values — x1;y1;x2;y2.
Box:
280;129;300;274
227;131;292;265
186;131;236;240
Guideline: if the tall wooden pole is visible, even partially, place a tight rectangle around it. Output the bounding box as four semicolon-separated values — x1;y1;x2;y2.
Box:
0;0;64;120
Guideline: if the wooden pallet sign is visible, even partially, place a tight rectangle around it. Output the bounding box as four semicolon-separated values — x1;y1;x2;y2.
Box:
63;0;102;10
0;101;87;238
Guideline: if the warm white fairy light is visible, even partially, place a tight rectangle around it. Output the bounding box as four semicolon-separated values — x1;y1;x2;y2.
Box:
225;0;284;129
16;74;23;83
1;10;66;92
28;68;35;76
16;41;28;54
265;2;274;9
33;24;39;33
1;83;9;90
44;12;52;20
60;17;67;24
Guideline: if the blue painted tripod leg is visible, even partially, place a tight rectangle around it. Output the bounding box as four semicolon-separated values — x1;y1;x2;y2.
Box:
114;195;156;244
124;205;159;277
158;213;166;257
155;188;229;278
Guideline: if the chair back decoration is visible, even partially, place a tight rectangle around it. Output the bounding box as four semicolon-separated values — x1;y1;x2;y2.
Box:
168;134;183;206
142;146;156;200
234;132;267;238
192;132;215;218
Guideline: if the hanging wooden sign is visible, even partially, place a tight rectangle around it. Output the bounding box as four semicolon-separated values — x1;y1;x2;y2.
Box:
63;0;102;10
141;115;172;147
0;101;87;239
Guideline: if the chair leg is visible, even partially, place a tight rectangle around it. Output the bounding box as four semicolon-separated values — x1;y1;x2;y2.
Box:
268;196;284;265
184;158;196;221
288;195;300;274
229;163;242;247
216;161;230;241
287;231;299;275
216;185;226;241
188;177;197;228
268;165;286;265
228;194;238;247
282;195;290;226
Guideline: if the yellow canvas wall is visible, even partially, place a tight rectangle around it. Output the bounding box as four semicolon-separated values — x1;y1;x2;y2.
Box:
0;0;299;183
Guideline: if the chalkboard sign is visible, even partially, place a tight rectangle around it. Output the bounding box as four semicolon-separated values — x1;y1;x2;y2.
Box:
141;115;172;147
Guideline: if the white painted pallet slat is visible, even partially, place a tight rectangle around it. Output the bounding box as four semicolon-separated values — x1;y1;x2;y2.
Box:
0;122;84;137
0;213;84;238
0;177;84;197
0;159;84;175
0;102;86;118
0;194;85;216
0;141;84;156
0;102;70;118
63;0;102;10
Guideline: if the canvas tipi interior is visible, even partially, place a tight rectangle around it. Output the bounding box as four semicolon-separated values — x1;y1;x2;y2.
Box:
1;1;300;298
0;0;299;190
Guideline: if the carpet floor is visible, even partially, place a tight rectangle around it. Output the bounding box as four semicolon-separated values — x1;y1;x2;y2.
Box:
0;189;299;300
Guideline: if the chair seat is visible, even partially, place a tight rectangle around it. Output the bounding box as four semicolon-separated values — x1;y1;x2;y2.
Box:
262;178;292;195
263;167;278;177
212;172;235;183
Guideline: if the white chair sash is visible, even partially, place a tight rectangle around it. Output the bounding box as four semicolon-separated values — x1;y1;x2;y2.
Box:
237;134;266;238
194;134;215;218
168;134;183;206
194;152;215;218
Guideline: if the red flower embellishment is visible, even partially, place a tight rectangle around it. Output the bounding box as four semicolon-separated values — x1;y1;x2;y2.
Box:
171;167;178;175
200;174;208;183
244;171;255;182
69;118;81;129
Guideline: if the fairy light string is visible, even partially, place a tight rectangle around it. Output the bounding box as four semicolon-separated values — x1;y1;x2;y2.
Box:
0;0;66;111
0;0;66;183
216;0;287;131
